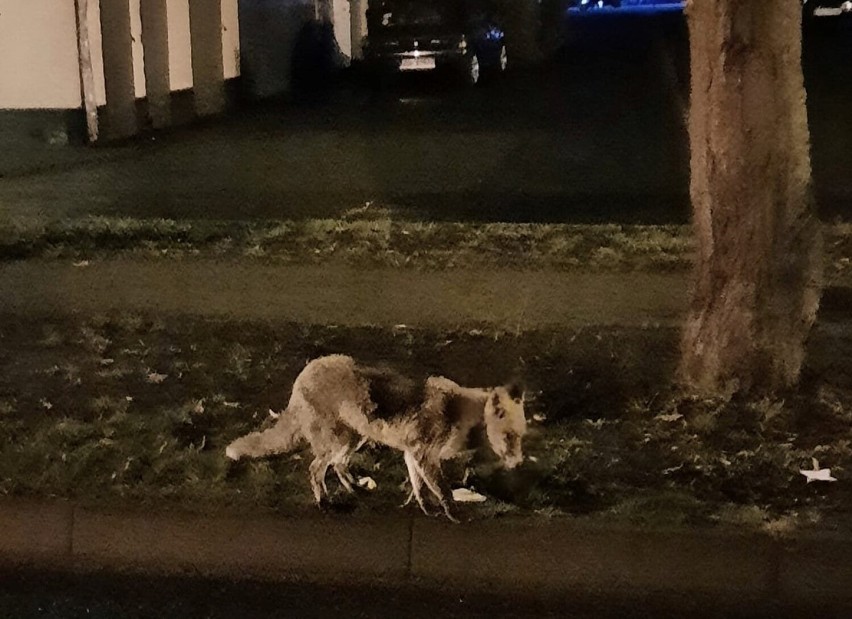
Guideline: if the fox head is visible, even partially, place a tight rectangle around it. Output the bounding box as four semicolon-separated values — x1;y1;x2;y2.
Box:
483;383;527;469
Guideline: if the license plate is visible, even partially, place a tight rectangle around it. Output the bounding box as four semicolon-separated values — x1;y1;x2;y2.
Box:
400;56;436;71
814;7;843;16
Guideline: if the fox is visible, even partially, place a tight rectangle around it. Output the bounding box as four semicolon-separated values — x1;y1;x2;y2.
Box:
225;354;527;521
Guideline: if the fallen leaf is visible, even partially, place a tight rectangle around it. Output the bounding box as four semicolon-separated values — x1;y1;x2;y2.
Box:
655;413;683;423
146;372;168;384
192;400;205;414
800;468;837;483
357;476;377;491
532;414;547;423
452;488;487;503
527;455;539;463
800;458;838;484
72;260;90;268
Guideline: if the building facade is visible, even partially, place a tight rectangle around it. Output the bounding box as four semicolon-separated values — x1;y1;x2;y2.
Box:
0;0;367;145
0;0;241;143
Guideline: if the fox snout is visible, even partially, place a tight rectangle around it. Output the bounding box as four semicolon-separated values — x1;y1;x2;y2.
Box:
502;452;524;470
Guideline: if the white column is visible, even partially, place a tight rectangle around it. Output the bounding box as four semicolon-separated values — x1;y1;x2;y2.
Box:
140;0;171;128
189;0;225;116
99;0;137;138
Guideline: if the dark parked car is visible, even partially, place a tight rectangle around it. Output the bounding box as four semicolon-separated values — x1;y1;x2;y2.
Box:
803;0;852;18
363;0;508;86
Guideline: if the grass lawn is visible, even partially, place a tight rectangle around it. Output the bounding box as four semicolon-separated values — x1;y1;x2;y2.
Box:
0;312;849;533
1;214;852;281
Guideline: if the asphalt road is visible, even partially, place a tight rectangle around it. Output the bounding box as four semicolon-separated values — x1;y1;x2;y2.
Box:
1;11;850;224
0;568;840;619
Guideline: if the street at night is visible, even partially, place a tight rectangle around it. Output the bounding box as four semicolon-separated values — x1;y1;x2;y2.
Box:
2;11;850;225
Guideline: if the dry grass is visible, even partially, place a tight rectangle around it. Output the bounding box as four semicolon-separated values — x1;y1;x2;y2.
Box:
3;215;851;282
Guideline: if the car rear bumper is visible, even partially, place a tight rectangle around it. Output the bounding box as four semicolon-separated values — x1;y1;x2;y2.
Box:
364;49;468;73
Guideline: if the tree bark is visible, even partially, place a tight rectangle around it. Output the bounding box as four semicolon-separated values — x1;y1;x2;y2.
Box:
679;0;823;395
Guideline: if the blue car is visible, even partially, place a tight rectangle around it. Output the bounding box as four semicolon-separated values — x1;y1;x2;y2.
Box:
574;0;621;9
363;0;508;86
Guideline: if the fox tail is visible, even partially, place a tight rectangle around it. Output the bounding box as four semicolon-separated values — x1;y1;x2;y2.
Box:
225;409;303;461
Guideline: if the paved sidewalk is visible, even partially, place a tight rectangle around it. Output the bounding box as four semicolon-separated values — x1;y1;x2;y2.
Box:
1;499;850;608
0;259;688;328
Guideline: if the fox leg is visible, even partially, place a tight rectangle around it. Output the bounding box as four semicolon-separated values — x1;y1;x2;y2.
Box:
331;443;357;493
334;463;356;493
309;456;331;504
414;456;458;523
403;450;430;515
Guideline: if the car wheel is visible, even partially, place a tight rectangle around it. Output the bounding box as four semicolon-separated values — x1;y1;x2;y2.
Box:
464;53;481;86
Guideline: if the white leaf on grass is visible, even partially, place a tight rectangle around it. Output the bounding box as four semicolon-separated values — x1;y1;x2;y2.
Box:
72;260;90;268
527;455;539;463
357;476;377;491
40;399;53;410
192;400;205;414
655;413;683;423
146;372;168;384
452;488;487;503
800;458;838;484
532;414;547;423
223;401;239;408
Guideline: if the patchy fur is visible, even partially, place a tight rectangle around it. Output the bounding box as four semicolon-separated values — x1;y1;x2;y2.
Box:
225;355;526;521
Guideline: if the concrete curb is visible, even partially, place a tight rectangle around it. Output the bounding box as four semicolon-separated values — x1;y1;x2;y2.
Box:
1;499;851;606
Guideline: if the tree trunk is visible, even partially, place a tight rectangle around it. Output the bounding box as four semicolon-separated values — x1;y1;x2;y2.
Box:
679;0;823;395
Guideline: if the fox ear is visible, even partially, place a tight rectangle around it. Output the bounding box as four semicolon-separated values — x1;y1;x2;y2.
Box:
490;392;506;418
507;382;524;402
